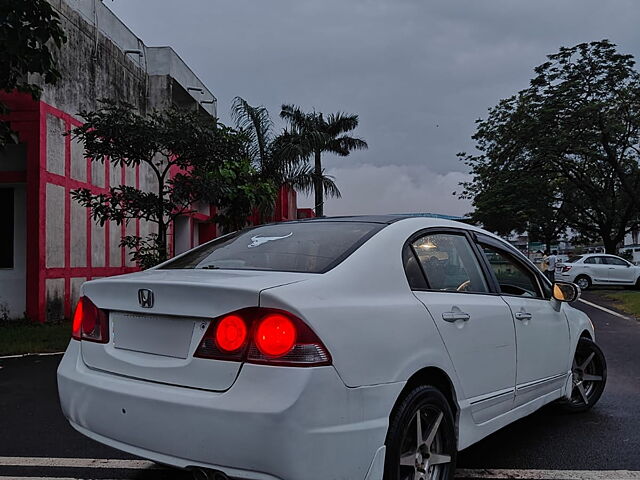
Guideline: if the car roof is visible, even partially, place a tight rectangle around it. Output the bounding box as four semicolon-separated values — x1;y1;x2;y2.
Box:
290;214;471;225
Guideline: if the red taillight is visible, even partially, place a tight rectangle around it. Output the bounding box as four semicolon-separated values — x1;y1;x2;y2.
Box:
195;308;331;367
562;265;572;273
215;314;248;352
255;313;296;357
71;296;109;343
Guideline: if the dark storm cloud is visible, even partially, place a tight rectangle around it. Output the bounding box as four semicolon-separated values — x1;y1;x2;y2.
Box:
109;0;640;215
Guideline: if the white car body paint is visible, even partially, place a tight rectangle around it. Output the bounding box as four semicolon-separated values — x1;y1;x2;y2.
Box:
58;217;596;480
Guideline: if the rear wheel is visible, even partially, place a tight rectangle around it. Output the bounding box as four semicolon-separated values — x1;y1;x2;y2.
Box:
561;337;606;412
384;386;456;480
575;275;591;290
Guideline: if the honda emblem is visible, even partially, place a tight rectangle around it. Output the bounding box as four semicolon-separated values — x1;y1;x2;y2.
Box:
138;289;154;308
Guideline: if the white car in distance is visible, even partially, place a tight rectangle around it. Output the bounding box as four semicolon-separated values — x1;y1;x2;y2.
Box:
58;216;607;480
556;253;640;290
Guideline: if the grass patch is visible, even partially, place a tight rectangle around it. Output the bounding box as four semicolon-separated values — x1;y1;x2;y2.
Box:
0;320;71;356
598;290;640;318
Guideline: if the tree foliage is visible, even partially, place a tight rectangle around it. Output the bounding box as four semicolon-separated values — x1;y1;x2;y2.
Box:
280;105;368;217
0;0;67;145
71;101;274;267
231;96;305;220
460;40;640;252
231;97;357;220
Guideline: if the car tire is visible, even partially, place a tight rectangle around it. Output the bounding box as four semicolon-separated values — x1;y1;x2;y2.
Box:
575;275;591;290
634;278;640;290
560;337;607;413
384;386;457;480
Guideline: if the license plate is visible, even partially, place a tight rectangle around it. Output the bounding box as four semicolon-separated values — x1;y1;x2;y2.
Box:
112;312;196;359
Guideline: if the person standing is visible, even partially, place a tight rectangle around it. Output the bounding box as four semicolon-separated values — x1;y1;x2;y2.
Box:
541;252;549;275
546;250;558;283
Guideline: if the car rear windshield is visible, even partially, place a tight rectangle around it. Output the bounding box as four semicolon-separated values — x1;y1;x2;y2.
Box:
565;256;583;263
160;221;385;273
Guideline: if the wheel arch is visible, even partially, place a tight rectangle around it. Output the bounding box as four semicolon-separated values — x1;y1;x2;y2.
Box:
390;367;460;428
575;273;592;285
580;330;593;340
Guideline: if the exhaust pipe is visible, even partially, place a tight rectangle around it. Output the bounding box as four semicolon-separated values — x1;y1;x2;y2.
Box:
191;467;230;480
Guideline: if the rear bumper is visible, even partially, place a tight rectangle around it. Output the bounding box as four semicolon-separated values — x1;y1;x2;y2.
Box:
555;272;574;282
57;341;402;480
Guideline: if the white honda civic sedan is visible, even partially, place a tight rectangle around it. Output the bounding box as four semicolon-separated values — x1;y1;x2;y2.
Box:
58;216;606;480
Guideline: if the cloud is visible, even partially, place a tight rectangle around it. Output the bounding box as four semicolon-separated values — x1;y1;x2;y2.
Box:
297;164;472;217
107;0;640;214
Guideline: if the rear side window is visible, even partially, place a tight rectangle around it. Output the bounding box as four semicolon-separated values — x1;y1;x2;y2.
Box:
410;233;489;293
160;221;384;273
584;257;605;265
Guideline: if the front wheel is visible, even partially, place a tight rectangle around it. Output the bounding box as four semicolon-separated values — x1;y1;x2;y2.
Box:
561;337;607;412
384;386;457;480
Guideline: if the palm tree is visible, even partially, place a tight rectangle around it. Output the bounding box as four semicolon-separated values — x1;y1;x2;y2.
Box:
231;97;344;220
231;97;318;220
280;104;368;217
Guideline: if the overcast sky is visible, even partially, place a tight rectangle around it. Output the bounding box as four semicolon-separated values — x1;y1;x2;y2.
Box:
109;0;640;216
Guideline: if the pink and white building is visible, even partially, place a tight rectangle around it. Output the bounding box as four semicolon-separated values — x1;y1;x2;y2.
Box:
0;0;305;322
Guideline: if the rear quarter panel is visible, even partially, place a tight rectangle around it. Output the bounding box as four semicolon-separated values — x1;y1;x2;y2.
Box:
259;219;460;392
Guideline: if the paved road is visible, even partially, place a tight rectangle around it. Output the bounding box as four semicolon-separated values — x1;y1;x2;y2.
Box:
1;295;639;479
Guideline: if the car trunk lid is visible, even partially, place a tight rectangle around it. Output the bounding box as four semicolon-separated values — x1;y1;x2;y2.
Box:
80;269;312;391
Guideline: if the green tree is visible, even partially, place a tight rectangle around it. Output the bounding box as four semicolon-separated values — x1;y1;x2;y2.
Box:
0;0;67;145
461;40;640;253
231;97;338;220
70;101;272;267
460;94;570;250
280;105;368;217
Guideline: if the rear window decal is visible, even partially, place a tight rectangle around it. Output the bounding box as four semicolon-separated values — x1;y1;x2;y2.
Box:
248;232;293;248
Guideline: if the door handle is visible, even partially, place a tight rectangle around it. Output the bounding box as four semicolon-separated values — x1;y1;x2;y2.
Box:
514;312;532;321
442;311;470;322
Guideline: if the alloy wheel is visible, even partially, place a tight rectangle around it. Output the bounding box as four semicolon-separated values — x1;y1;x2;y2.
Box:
565;338;606;411
399;407;452;480
576;277;590;290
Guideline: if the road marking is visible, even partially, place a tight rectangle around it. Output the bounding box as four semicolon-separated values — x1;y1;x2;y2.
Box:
0;457;158;469
456;469;640;479
0;352;64;360
578;298;633;320
2;460;640;480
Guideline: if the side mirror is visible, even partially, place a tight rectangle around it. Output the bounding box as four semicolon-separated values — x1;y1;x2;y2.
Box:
553;282;581;303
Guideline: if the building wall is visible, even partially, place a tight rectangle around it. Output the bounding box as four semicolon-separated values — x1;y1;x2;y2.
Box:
0;184;27;318
0;144;27;318
0;0;295;321
42;103;139;320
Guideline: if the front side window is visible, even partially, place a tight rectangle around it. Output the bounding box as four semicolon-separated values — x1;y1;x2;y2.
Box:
481;245;542;298
411;233;489;293
161;221;384;273
0;188;14;269
604;257;629;267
